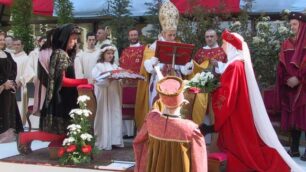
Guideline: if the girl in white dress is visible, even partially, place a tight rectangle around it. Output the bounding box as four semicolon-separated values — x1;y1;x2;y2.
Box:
92;44;123;150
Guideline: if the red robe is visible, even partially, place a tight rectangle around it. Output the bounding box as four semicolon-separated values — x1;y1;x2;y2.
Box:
119;45;145;73
277;39;306;131
212;60;289;172
133;110;207;172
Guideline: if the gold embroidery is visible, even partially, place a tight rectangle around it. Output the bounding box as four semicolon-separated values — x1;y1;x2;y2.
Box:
149;134;190;143
213;90;228;111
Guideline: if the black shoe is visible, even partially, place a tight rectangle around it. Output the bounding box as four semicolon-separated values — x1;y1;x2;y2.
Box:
287;150;300;157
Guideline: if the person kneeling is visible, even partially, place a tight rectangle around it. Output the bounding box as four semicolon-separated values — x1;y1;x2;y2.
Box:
133;76;207;172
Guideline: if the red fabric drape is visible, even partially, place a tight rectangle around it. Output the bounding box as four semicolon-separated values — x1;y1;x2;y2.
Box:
0;0;54;16
0;0;12;6
33;0;53;16
212;61;289;171
171;0;240;14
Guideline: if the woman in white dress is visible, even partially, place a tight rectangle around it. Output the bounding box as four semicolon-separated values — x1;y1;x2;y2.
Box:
92;44;123;150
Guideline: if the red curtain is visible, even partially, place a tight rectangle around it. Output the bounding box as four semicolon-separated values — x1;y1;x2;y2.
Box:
0;0;54;16
32;0;53;16
171;0;241;14
0;0;12;6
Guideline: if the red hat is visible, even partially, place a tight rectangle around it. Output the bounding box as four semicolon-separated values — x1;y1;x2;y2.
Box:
156;76;185;108
221;29;242;50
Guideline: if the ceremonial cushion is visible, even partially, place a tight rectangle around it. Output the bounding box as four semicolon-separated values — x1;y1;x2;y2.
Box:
77;84;94;90
208;152;227;162
208;152;227;172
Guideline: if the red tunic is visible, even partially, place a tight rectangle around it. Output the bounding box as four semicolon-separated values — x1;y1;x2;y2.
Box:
277;39;306;131
194;47;227;64
133;110;207;172
119;46;145;73
212;60;289;172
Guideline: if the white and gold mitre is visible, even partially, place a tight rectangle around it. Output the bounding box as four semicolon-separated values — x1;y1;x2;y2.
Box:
159;1;179;31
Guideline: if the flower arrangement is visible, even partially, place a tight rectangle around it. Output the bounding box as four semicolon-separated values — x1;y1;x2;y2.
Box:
58;95;96;165
185;71;219;93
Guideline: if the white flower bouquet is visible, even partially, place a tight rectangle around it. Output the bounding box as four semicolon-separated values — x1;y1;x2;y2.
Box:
185;71;219;93
58;95;97;165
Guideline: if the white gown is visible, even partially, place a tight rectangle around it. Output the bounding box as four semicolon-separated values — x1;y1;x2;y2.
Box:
92;62;123;150
12;51;35;123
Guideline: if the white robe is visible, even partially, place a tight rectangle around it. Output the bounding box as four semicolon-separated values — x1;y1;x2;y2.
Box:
92;62;123;150
12;51;35;123
74;48;100;84
28;48;40;80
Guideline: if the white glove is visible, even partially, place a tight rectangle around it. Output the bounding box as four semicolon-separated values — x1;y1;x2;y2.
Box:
180;61;194;75
144;56;159;74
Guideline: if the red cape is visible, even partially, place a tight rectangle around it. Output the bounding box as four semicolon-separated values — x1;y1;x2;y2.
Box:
212;61;289;172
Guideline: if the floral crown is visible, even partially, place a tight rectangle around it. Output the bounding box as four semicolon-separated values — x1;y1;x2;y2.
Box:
221;29;242;50
100;45;116;53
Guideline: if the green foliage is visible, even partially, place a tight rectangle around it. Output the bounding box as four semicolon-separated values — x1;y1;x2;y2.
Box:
178;11;220;51
176;1;237;60
250;14;291;88
59;96;97;165
11;0;34;53
143;0;162;43
106;0;135;54
55;0;74;24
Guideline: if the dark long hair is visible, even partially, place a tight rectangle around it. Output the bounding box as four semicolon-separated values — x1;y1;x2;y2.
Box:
97;44;115;64
40;29;54;51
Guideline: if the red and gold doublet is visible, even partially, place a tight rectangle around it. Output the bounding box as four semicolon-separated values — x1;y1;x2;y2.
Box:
119;46;145;73
133;110;207;172
194;47;227;64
